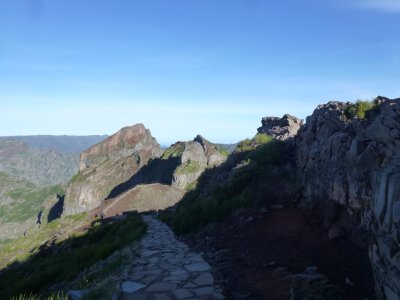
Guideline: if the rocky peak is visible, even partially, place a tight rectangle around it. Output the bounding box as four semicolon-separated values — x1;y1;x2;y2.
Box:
64;124;162;215
193;134;208;150
257;114;303;141
171;136;226;188
79;123;161;171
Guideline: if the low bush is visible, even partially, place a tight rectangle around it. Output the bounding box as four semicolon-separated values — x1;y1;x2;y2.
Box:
344;99;376;119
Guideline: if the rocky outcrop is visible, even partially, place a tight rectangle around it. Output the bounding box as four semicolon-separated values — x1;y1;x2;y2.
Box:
64;124;162;215
296;97;400;299
166;135;226;189
258;114;303;141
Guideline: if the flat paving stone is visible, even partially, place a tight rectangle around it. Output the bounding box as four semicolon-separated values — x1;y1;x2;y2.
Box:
164;273;190;282
122;216;222;299
153;294;172;300
121;281;146;293
193;286;214;296
121;293;148;300
146;282;177;292
173;288;193;299
184;262;211;272
193;272;214;286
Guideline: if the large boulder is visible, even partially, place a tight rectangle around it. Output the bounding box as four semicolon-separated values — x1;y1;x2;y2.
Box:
64;124;162;215
296;97;400;299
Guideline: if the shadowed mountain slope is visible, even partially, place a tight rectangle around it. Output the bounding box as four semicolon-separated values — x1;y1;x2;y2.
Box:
64;124;162;215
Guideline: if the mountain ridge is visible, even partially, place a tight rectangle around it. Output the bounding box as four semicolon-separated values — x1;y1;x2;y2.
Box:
0;135;108;153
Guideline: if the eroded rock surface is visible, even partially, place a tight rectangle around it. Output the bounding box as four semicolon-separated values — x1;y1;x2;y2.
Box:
64;124;162;215
119;216;223;299
170;135;226;189
257;114;303;141
296;97;400;299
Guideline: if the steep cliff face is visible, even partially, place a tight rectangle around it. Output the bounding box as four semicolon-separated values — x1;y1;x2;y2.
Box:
296;97;400;299
64;124;162;215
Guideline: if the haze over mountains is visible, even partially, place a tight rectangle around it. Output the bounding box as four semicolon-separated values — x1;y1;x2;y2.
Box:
0;135;108;154
0;135;107;239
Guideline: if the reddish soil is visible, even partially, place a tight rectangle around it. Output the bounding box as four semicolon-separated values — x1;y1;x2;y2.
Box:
184;205;375;300
90;183;184;219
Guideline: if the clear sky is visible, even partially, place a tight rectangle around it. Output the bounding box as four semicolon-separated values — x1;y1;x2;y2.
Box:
1;0;399;145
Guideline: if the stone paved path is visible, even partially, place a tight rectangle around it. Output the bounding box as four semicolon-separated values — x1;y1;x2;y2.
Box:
120;215;224;300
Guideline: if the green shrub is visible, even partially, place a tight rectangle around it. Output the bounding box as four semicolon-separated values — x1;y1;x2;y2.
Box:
236;133;273;152
236;138;253;152
344;99;376;119
253;133;273;145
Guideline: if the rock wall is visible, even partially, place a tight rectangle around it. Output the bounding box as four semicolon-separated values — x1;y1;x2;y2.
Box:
64;124;162;215
296;97;400;299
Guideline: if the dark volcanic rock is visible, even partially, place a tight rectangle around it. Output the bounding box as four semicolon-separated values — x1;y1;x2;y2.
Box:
296;96;400;299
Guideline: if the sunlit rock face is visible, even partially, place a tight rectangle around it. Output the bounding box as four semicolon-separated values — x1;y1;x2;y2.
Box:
296;97;400;299
64;124;162;215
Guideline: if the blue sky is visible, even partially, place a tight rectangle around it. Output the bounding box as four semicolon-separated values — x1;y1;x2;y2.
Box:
1;0;399;145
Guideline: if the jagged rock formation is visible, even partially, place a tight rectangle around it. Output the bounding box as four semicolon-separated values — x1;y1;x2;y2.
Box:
296;97;400;299
257;114;303;141
162;135;226;189
64;124;162;215
0;140;79;187
101;134;227;200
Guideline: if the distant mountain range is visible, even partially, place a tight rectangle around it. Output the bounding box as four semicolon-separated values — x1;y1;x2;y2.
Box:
0;135;108;153
0;135;108;239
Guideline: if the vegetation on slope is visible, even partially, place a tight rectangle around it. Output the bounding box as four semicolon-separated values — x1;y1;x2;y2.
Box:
216;146;230;157
161;142;185;159
1;185;64;223
0;212;147;299
0;172;65;240
0;212;89;270
160;134;297;234
174;160;202;175
344;99;377;120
